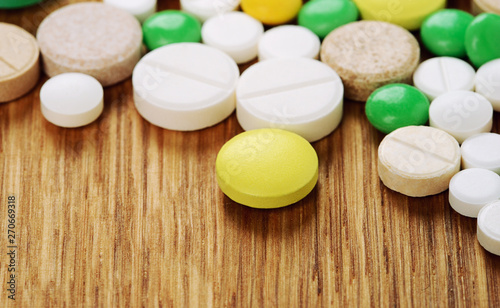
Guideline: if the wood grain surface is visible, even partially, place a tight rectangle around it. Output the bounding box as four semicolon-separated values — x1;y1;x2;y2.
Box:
1;0;499;307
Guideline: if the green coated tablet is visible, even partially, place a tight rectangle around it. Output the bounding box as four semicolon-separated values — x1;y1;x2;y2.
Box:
465;13;500;67
0;0;42;9
142;10;201;50
216;129;318;209
365;84;430;134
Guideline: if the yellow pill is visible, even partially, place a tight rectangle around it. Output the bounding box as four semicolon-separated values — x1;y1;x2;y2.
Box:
353;0;446;30
241;0;302;25
216;129;318;209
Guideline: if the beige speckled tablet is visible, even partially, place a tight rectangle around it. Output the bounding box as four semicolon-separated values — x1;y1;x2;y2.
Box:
378;126;461;197
320;21;420;102
0;23;39;103
473;0;500;15
37;2;142;87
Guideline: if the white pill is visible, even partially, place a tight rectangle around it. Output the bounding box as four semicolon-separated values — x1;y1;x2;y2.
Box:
40;73;103;128
236;58;343;142
202;11;263;64
449;168;500;218
378;126;461;197
413;57;475;101
429;91;493;144
132;43;239;131
476;58;500;112
477;200;500;256
104;0;156;23
258;25;320;61
181;0;240;22
461;133;500;174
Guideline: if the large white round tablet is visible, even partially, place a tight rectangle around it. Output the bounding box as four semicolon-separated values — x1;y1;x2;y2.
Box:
476;58;500;112
40;73;103;128
202;11;263;64
429;91;493;143
236;58;344;142
104;0;156;23
132;43;239;131
461;133;500;174
181;0;240;22
477;200;500;256
413;57;476;100
449;168;500;218
258;25;320;61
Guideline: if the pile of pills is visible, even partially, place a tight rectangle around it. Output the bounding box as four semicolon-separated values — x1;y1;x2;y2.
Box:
1;0;499;254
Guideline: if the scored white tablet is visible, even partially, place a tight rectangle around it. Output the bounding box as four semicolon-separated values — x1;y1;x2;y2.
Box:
236;58;343;142
132;43;239;131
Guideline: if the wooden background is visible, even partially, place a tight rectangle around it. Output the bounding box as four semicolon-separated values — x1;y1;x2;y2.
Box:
1;0;499;306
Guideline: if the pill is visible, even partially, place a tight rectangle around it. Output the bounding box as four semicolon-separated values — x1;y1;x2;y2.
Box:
180;0;240;22
413;57;476;101
241;0;302;25
449;168;500;218
202;12;263;64
473;0;500;15
0;0;41;9
429;91;493;144
352;0;446;30
133;43;239;131
465;13;500;68
461;133;500;174
104;0;157;23
258;25;320;61
40;73;104;128
216;128;318;209
0;23;40;103
475;59;500;112
421;9;474;58
321;21;420;102
37;2;142;87
365;84;429;134
236;58;343;142
298;0;359;39
378;126;461;197
143;10;201;51
477;200;500;256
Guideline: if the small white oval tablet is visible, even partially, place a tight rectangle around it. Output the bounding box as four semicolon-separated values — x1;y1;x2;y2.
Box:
40;73;103;128
429;91;493;143
181;0;240;22
132;43;239;131
476;58;500;112
413;57;476;101
258;25;320;61
104;0;156;23
477;200;500;256
461;133;500;174
202;11;263;64
236;58;343;142
449;168;500;218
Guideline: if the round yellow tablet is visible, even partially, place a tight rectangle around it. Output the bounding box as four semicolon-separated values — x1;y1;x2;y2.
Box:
352;0;446;30
216;129;318;209
241;0;302;25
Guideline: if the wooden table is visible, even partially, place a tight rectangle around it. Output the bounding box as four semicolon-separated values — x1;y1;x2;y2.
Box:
1;0;499;306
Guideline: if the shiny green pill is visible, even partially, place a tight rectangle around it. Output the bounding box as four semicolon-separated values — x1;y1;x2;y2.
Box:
142;10;201;50
365;84;430;134
465;13;500;67
421;9;473;58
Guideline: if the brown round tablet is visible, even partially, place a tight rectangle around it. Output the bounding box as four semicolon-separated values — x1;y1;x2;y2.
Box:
473;0;500;15
320;21;420;102
0;23;40;103
36;2;142;87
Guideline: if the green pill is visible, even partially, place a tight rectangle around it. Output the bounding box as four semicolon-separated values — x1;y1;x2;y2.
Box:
298;0;359;39
0;0;42;9
365;84;430;134
421;9;473;58
142;10;201;51
465;13;500;68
